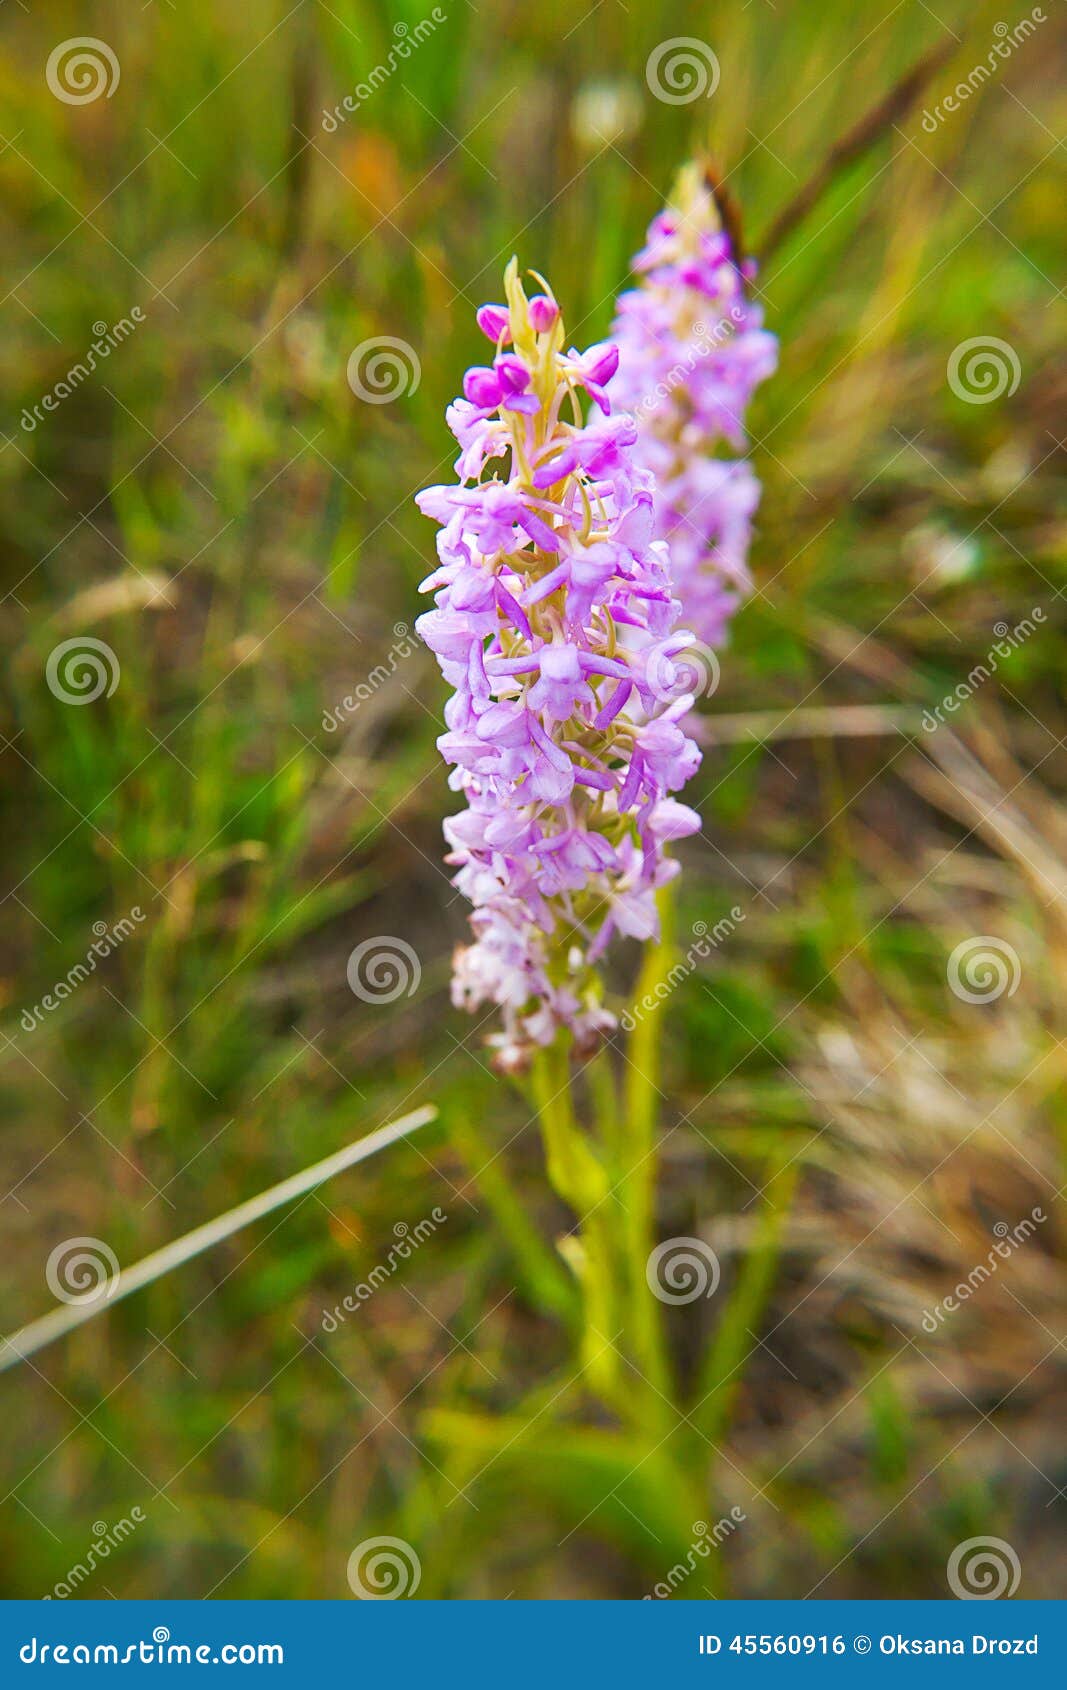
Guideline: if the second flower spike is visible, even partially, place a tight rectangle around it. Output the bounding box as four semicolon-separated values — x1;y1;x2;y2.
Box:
611;163;778;652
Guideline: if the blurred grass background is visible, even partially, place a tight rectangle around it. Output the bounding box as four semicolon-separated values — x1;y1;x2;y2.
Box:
1;0;1064;1598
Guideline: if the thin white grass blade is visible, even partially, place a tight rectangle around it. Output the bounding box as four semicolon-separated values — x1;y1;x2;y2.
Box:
0;1104;438;1374
695;704;923;745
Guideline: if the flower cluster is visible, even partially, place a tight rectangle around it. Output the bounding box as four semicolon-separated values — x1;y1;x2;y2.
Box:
415;260;702;1068
610;163;778;649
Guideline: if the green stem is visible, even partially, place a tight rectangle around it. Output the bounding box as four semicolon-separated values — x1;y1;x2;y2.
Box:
450;1110;580;1332
588;1046;620;1157
621;884;676;1402
530;1038;622;1408
695;1157;799;1447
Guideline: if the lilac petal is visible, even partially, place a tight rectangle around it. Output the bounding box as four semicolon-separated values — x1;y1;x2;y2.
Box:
577;652;632;681
516;507;561;552
528;714;573;772
528;294;558;332
522;562;569;605
494;579;533;641
476;304;510;342
616;750;643;814
531;444;579;487
594;678;632;729
464;367;503;408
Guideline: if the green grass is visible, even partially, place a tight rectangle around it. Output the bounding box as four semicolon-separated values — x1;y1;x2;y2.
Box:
1;0;1064;1598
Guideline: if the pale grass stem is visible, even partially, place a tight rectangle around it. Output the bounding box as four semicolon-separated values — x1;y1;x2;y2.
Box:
0;1104;438;1374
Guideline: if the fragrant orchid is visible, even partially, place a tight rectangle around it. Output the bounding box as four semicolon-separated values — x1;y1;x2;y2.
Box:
610;164;778;649
415;260;702;1068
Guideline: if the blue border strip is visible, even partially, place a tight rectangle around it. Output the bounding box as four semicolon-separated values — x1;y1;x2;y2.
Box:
1;1599;1062;1684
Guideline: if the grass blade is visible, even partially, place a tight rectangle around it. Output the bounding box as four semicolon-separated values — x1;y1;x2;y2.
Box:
0;1105;438;1374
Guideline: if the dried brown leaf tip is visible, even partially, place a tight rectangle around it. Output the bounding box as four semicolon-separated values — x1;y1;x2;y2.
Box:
701;156;747;267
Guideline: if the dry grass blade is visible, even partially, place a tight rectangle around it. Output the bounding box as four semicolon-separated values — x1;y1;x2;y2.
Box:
905;726;1067;924
758;35;958;262
0;1105;438;1375
698;704;923;745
